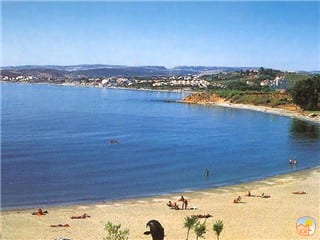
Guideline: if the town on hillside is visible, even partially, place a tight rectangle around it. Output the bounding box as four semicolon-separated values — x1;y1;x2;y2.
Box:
0;65;315;92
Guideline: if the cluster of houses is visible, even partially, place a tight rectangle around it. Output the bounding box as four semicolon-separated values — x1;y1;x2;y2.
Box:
94;75;210;89
1;75;34;82
0;73;289;91
152;79;209;88
259;76;288;89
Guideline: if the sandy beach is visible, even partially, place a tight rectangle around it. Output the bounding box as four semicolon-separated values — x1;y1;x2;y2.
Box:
214;102;320;125
181;94;320;126
1;167;319;240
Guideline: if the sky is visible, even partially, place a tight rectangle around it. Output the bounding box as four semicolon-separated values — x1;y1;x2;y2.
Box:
1;1;319;71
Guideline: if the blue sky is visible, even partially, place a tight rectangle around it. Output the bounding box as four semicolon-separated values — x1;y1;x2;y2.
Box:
2;1;319;71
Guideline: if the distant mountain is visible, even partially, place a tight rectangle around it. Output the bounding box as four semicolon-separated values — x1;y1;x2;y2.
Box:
2;65;167;77
1;64;125;72
1;68;67;78
0;64;282;78
71;66;169;77
297;70;320;75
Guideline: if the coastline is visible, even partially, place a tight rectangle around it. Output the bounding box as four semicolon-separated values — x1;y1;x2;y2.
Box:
2;167;319;240
215;102;320;125
181;99;320;125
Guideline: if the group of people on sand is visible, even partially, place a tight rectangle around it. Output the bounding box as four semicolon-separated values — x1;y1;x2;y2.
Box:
50;213;90;227
167;195;189;210
234;191;272;203
32;208;90;228
234;189;306;203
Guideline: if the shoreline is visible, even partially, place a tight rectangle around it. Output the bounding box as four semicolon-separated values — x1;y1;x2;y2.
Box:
2;166;319;212
215;102;320;125
215;103;320;125
2;167;319;239
182;100;320;125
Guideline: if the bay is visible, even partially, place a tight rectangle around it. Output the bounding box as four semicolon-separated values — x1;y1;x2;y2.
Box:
1;83;319;209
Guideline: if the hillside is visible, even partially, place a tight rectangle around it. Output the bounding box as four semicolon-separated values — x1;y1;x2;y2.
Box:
183;91;299;112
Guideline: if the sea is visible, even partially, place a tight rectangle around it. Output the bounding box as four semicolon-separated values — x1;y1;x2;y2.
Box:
1;83;320;209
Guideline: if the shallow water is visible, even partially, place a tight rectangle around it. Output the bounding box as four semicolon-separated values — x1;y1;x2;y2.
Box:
2;83;319;209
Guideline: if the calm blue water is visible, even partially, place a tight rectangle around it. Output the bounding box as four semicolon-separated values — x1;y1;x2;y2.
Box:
1;83;320;209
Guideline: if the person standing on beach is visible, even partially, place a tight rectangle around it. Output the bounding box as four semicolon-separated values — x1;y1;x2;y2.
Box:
179;195;188;209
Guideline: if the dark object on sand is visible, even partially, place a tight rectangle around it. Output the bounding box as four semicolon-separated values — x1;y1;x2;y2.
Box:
144;220;164;240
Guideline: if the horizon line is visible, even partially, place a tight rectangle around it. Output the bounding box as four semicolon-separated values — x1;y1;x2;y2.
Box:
2;64;319;73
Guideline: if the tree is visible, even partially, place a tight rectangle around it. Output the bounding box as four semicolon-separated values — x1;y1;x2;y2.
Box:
290;76;320;110
183;216;198;240
103;221;129;240
213;219;224;240
194;221;206;240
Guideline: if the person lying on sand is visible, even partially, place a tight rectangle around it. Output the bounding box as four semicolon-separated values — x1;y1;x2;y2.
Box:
50;224;70;227
166;201;180;210
246;191;257;197
260;193;271;198
32;208;48;216
169;202;179;210
70;213;91;219
191;213;212;219
166;201;174;207
292;191;307;194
